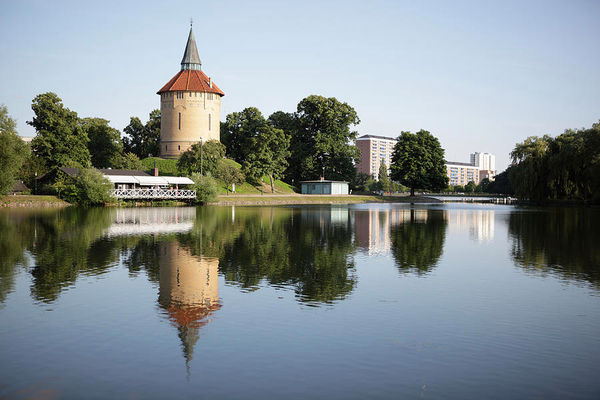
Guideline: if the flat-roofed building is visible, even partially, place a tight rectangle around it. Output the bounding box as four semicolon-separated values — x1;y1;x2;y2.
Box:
470;152;495;172
446;161;480;186
356;135;397;180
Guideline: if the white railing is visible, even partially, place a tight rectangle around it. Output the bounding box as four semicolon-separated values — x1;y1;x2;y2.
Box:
110;188;196;200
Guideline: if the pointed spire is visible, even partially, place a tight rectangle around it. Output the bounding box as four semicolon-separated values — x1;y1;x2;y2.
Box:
180;25;202;71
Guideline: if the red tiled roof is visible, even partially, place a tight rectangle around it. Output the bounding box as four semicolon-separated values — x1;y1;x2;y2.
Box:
157;69;224;96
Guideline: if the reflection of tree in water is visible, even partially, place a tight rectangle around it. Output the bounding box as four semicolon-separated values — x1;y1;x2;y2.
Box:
0;208;116;304
185;206;357;305
509;208;600;287
390;209;448;275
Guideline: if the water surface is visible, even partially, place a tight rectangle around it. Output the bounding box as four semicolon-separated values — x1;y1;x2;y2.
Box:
0;204;599;399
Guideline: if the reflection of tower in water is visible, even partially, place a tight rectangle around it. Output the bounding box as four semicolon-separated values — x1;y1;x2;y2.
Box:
157;241;220;367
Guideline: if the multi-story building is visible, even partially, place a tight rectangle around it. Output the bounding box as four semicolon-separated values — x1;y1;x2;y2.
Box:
470;152;495;172
355;135;397;180
446;161;480;186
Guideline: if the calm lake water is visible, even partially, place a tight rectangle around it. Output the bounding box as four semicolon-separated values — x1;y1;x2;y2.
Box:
1;204;599;399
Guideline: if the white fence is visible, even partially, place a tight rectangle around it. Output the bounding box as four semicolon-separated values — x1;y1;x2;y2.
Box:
110;188;196;200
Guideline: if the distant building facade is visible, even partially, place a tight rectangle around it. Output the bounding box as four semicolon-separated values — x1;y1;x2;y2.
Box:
356;135;397;180
470;152;495;172
446;161;480;186
157;25;225;158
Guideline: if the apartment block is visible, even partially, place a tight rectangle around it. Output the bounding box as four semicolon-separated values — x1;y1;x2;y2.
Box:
356;135;397;180
446;161;480;186
470;152;496;172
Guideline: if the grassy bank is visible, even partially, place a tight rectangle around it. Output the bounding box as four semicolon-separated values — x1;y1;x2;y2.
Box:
211;194;442;206
0;195;71;208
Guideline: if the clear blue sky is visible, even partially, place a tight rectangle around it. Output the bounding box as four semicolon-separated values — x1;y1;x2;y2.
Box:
1;0;599;171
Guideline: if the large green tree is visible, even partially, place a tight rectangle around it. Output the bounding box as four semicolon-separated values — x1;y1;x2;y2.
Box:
81;118;123;168
177;140;226;176
378;162;391;192
0;105;29;194
390;130;448;196
122;109;160;159
28;92;91;171
215;160;245;195
242;125;290;193
221;107;269;164
274;95;360;184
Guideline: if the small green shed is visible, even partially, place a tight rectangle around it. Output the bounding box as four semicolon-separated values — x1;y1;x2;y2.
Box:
300;180;349;195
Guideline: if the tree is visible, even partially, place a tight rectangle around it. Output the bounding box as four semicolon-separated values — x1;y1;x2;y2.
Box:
242;125;290;193
282;95;360;184
378;162;391;192
75;169;114;206
350;172;372;192
177;140;226;176
122;109;160;159
464;181;476;193
28;92;91;171
390;130;448;196
111;152;144;170
190;172;219;204
0;105;29;194
81;118;123;168
215;160;245;195
478;178;491;193
221;107;268;164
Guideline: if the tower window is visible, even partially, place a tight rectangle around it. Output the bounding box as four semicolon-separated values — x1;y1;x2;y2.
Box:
178;112;181;130
178;145;181;151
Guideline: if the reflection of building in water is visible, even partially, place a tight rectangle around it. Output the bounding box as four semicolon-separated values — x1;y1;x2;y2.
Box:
301;206;349;227
446;210;495;241
354;208;429;255
158;241;220;367
106;207;196;236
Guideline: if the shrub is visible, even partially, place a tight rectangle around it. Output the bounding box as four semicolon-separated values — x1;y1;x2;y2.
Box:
75;168;114;206
191;172;218;204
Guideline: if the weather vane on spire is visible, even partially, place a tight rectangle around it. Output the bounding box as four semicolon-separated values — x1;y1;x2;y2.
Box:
190;18;193;27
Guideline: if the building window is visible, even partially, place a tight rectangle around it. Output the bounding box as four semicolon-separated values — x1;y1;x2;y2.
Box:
189;92;192;97
165;145;168;151
178;113;181;130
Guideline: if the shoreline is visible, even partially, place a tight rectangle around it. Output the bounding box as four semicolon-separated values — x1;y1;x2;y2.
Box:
0;195;71;208
210;194;443;206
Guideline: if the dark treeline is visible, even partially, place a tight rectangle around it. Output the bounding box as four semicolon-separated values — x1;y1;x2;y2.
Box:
509;121;600;202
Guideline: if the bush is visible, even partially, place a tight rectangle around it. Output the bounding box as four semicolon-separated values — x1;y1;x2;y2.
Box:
191;173;218;204
75;169;114;206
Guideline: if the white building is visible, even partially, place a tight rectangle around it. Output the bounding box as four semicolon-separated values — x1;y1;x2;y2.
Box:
470;152;496;172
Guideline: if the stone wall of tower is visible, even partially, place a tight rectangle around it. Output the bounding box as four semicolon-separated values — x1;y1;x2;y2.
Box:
159;91;221;158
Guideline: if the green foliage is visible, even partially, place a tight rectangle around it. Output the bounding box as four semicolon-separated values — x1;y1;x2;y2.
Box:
215;159;245;194
477;178;490;193
112;152;144;170
487;168;514;195
464;181;476;193
177;140;225;176
81;118;123;168
378;162;391;192
350;172;373;192
453;185;465;193
191;172;219;204
274;95;360;184
221;107;268;164
509;121;600;202
390;130;448;196
242;125;290;193
141;157;180;175
74;169;114;206
28;92;91;171
123;109;160;159
0;105;29;194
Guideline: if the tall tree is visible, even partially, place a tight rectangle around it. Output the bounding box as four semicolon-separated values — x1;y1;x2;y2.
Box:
390;130;448;196
0;105;29;194
284;95;360;184
177;140;226;176
122;109;161;159
81;118;123;168
378;161;391;192
215;160;245;195
242;125;290;193
221;107;268;164
28;92;91;171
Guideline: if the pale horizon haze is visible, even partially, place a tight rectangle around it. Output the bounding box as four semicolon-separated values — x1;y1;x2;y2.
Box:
1;0;599;171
